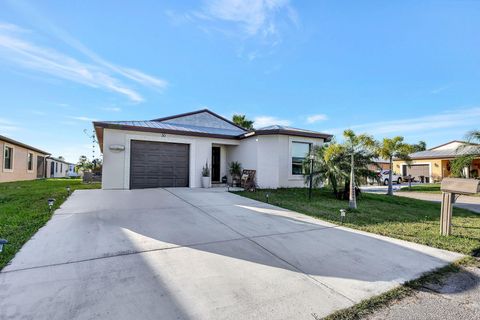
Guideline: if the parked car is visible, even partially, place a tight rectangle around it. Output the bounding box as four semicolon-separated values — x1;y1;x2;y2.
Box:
377;170;402;185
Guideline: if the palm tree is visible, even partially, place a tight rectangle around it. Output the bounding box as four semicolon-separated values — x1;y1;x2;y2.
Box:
374;137;413;196
452;130;480;177
232;114;254;130
411;141;427;152
305;141;375;200
343;130;375;209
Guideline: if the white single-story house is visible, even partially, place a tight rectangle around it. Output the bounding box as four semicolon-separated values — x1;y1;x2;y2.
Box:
46;156;75;178
93;109;332;189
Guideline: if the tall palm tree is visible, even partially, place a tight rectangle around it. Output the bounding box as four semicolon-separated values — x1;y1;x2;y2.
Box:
343;130;375;209
232;114;254;130
374;137;412;195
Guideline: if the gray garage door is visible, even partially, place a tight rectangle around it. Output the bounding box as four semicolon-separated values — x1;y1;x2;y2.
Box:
403;164;429;177
130;140;189;189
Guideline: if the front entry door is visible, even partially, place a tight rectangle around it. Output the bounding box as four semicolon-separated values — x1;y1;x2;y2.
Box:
212;147;221;182
36;156;45;178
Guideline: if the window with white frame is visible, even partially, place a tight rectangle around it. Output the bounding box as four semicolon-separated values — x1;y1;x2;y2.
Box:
291;142;311;175
27;152;33;171
55;162;58;172
4;146;13;170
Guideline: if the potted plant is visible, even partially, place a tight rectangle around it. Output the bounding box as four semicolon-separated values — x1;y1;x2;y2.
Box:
201;161;210;188
229;161;242;187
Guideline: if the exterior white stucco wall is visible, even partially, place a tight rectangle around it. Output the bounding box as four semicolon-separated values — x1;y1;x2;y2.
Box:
226;135;326;189
101;128;239;189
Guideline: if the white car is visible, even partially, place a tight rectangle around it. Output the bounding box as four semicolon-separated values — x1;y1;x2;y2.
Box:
377;170;402;185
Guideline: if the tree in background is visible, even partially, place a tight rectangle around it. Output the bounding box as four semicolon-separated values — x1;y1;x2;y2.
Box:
411;141;427;152
374;137;413;195
232;114;254;130
75;155;91;173
451;130;480;178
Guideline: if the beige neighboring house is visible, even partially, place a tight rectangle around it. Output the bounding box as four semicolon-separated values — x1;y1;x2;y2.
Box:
393;140;480;183
46;156;75;178
0;135;50;183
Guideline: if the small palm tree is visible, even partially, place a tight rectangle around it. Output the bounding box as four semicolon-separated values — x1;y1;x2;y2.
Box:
343;130;375;209
374;137;412;195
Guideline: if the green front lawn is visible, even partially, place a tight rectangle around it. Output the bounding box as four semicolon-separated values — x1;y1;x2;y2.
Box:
0;179;100;270
399;183;442;193
398;183;480;196
234;188;480;255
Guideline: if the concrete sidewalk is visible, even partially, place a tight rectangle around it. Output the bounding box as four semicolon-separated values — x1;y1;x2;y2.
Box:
0;188;464;320
395;191;480;213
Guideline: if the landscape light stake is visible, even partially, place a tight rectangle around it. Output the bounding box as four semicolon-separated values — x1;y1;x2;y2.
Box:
0;239;7;253
340;209;346;224
66;186;71;195
265;193;269;203
48;198;55;212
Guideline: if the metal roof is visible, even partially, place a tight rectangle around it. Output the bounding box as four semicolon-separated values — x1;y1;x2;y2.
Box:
409;144;480;159
93;109;333;146
252;125;333;141
98;120;246;137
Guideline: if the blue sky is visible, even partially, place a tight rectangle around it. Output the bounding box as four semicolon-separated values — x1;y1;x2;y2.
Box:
0;0;479;162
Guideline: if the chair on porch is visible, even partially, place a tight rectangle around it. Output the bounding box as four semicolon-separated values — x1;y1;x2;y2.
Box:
240;169;257;192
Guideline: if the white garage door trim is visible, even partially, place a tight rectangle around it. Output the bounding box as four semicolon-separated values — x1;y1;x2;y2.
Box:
402;162;432;182
124;134;197;189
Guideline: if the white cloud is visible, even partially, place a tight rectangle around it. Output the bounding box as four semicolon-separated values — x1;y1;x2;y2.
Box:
254;115;291;127
0;20;168;102
30;110;46;115
328;107;480;137
68;116;97;122
101;107;121;112
430;85;451;94
204;0;292;36
0;118;21;132
306;114;328;124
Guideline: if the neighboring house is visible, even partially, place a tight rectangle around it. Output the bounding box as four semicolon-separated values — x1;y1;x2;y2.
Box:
368;158;390;171
0;135;50;183
393;140;480;182
93;109;332;189
67;163;79;177
46;157;74;178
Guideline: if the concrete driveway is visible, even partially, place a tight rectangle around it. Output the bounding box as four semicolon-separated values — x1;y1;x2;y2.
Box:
0;188;463;320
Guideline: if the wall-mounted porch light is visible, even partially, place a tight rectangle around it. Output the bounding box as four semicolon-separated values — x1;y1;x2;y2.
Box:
108;144;125;152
